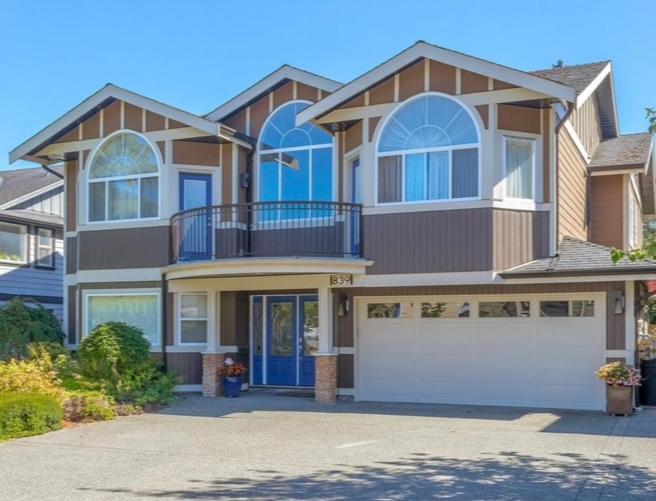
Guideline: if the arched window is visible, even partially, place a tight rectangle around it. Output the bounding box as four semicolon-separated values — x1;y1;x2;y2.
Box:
258;101;333;214
88;132;159;222
376;94;479;203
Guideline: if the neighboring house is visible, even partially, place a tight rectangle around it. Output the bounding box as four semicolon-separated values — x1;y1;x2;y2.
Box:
0;166;64;319
9;41;656;410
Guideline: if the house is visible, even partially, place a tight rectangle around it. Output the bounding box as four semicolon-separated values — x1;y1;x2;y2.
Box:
0;165;64;319
9;41;656;410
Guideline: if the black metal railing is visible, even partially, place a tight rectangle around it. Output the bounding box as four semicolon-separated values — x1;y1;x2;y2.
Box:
171;201;363;263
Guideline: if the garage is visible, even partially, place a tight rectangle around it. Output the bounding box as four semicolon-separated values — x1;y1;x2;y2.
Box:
356;294;606;410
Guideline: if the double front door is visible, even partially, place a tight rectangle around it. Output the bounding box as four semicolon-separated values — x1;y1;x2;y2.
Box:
252;295;318;387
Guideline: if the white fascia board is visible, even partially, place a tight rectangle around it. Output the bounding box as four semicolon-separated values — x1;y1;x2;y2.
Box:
0;179;64;210
501;273;656;284
575;62;611;108
296;42;576;125
10;84;230;164
205;65;342;122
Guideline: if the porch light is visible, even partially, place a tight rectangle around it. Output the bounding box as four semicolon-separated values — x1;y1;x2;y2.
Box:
613;291;625;315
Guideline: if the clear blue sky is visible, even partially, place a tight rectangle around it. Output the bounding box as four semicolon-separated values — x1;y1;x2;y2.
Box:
2;0;654;170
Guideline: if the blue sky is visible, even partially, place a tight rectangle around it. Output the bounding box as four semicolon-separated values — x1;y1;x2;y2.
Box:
2;0;654;170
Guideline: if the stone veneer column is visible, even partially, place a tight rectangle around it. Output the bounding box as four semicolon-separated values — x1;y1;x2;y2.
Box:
202;352;225;397
315;354;338;404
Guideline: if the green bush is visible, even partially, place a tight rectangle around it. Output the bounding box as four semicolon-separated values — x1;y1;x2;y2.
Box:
0;392;63;440
0;355;64;401
63;390;115;422
0;298;64;361
78;322;151;381
114;364;179;407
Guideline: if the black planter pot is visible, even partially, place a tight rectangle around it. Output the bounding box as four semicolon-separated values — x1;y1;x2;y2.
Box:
640;359;656;406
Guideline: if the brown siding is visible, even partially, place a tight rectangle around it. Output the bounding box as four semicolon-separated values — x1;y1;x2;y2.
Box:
369;117;381;142
475;105;489;129
221;144;233;204
65;236;77;274
78;226;170;270
297;83;319;102
460;70;488;94
146;111;166;132
337;354;354;389
172;141;221;166
429;61;456;94
124;103;143;131
570;94;602;156
369;77;395;105
558;129;588;241
399;60;425;101
249;95;269;141
103;100;121;136
497;105;541;134
167;353;202;384
220;291;249;347
224;109;247;134
238;146;249;204
273;81;294;109
67;286;77;345
590;175;624;248
341;94;365;109
165;292;174;345
168;119;186;129
492;209;550;270
542;110;551;202
65;160;77;232
54;126;79;144
494;80;517;90
82;112;100;140
344;121;363;152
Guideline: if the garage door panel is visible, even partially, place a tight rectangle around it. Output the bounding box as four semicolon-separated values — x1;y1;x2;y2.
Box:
357;296;606;411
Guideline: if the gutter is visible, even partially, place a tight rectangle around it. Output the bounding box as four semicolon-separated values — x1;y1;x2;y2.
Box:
500;267;656;279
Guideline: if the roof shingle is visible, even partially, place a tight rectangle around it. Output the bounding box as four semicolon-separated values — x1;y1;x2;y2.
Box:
0;166;63;207
530;61;609;96
588;133;653;171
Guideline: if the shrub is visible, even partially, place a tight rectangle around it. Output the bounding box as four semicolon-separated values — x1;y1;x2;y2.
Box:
78;322;151;381
0;392;63;440
63;390;115;422
0;356;64;401
0;298;64;361
114;364;179;407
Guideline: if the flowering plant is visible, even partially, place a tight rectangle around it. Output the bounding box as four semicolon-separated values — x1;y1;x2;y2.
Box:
638;328;656;361
218;357;247;378
595;361;641;386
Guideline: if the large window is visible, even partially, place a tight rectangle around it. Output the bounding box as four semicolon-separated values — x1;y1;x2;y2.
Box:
258;101;333;217
504;136;535;200
377;95;479;204
86;292;160;345
35;227;54;267
0;221;27;264
88;132;159;222
178;293;208;344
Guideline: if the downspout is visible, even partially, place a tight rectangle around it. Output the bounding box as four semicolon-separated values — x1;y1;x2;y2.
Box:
161;279;168;372
245;148;255;255
553;100;575;253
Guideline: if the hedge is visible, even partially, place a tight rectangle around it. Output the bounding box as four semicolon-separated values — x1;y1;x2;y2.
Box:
0;392;63;440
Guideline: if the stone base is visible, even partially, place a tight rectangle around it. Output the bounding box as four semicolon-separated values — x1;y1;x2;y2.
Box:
315;354;338;404
202;353;225;397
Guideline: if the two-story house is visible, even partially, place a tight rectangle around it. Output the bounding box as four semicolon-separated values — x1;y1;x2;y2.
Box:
9;41;655;410
0;166;64;319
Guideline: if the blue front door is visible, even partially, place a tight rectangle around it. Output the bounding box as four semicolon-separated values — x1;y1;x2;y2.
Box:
252;295;317;387
179;173;212;260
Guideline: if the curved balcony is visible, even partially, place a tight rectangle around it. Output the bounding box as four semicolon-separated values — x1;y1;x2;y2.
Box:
170;201;363;264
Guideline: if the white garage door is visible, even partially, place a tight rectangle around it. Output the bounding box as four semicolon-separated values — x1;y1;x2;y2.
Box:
356;294;606;410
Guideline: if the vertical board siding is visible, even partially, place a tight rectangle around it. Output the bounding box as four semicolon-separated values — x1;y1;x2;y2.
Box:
167;352;202;384
492;210;550;270
13;187;64;216
558;129;588;241
570;95;603;156
590;175;624;248
65;236;78;274
65;160;77;232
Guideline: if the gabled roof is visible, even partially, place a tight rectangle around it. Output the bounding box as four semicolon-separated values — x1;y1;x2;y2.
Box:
0;165;63;209
530;61;610;98
588;133;653;172
0;209;62;228
500;237;656;278
10;84;251;165
296;41;577;126
204;65;342;122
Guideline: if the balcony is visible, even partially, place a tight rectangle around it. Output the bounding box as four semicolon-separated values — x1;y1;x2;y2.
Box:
170;201;363;265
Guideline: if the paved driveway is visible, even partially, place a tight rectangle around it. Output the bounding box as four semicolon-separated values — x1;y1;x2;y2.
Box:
1;391;655;500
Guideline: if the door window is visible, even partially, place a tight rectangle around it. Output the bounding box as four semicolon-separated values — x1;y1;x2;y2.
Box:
270;302;294;356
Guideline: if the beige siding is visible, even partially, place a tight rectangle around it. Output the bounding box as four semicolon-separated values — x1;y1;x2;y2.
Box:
570;95;602;156
590;175;624;248
558;128;588;241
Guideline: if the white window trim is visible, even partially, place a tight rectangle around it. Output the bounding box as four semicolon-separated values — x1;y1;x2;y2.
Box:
35;226;55;268
374;92;483;206
502;135;537;202
255;100;335;204
86;130;162;225
82;289;162;347
0;221;29;265
177;292;209;346
538;299;596;318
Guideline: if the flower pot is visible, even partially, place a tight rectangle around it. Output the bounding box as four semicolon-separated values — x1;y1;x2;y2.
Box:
607;385;633;416
640;359;656;406
223;376;242;398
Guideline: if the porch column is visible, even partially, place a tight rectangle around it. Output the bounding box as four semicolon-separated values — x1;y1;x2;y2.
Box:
315;286;338;404
202;291;224;397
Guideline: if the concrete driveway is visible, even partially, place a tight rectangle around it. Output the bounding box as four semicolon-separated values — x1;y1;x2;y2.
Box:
1;391;655;500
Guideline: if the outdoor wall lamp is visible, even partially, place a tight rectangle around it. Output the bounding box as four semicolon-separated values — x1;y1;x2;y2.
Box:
613;290;625;315
337;294;349;316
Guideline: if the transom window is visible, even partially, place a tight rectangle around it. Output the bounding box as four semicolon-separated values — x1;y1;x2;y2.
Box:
377;95;479;204
88;132;159;222
258;101;333;217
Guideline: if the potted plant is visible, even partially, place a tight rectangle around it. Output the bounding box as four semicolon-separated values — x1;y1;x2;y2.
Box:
595;361;641;415
638;328;656;405
219;357;247;398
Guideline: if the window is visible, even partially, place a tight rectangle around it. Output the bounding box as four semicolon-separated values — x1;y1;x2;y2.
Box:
35;227;54;267
479;301;530;318
540;300;594;317
0;221;27;264
88;132;159;222
179;294;208;344
367;303;401;318
504;137;535;200
258;101;333;218
377;95;479;204
86;293;160;345
421;302;470;318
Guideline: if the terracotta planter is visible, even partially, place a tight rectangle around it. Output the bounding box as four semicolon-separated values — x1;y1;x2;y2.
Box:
606;385;634;416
